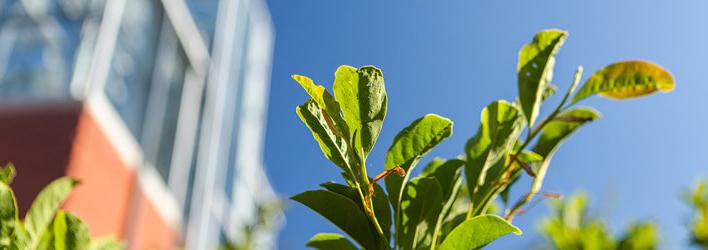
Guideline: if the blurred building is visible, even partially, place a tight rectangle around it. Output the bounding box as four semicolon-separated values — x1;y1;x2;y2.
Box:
0;0;280;249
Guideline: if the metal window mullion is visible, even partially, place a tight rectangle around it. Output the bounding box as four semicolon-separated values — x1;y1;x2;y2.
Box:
167;65;206;211
139;16;178;164
159;0;210;75
85;0;127;96
185;0;246;248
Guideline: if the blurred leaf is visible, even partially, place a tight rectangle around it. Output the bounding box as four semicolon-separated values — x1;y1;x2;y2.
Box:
333;65;387;157
37;210;91;250
572;61;674;103
518;29;568;127
0;182;17;248
542;84;558;102
438;214;521;250
617;222;659;250
89;236;124;250
397;177;442;250
13;222;30;249
291;190;379;249
297;100;354;173
306;233;359;250
25;177;79;247
465;101;524;207
686;181;708;248
385;114;453;209
0;163;16;185
539;193;658;250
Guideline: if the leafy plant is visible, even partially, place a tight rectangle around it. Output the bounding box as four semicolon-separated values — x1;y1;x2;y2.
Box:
538;192;658;250
685;180;708;249
292;29;673;250
0;164;123;250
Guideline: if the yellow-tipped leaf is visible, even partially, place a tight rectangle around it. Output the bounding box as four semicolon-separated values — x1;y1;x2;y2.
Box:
572;60;674;103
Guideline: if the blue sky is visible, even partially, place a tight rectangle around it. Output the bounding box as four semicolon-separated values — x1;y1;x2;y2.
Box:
263;1;708;249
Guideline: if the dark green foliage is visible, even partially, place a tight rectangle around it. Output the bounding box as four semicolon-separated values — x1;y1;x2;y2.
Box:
0;164;123;250
292;30;672;249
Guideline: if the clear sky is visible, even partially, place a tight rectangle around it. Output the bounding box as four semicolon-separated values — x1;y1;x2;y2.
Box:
263;1;708;249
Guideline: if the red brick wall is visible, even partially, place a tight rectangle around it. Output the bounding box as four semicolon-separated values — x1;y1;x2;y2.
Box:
0;102;180;249
63;109;136;239
0;102;80;214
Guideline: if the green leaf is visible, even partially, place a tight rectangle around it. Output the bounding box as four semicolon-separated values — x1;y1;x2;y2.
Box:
533;108;601;158
465;101;524;204
572;60;675;104
320;182;360;201
333;65;388;158
518;29;568;127
529;108;600;197
320;182;392;240
420;159;465;249
293;74;351;143
421;158;465;199
384;115;453;171
0;163;16;185
89;236;124;250
396;177;443;250
291;190;379;249
37;210;91;250
438;214;521;250
306;233;359;250
371;184;392;241
25;177;80;247
297;100;354;172
384;114;453;210
12;222;30;249
439;213;466;242
0;182;17;248
468;155;510;217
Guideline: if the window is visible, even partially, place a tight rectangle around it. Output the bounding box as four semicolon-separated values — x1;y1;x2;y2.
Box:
185;0;219;47
105;0;162;138
0;0;105;101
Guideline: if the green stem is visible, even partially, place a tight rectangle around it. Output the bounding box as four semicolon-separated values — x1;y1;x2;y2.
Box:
393;159;421;250
357;153;387;244
505;66;583;220
430;181;462;250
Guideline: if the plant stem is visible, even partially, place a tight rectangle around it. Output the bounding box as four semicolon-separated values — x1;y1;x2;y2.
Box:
357;153;386;242
505;66;583;220
430;181;463;250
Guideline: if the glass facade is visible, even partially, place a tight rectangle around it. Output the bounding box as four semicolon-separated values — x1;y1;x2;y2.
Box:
0;0;105;100
185;0;219;47
105;0;162;138
0;0;279;248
